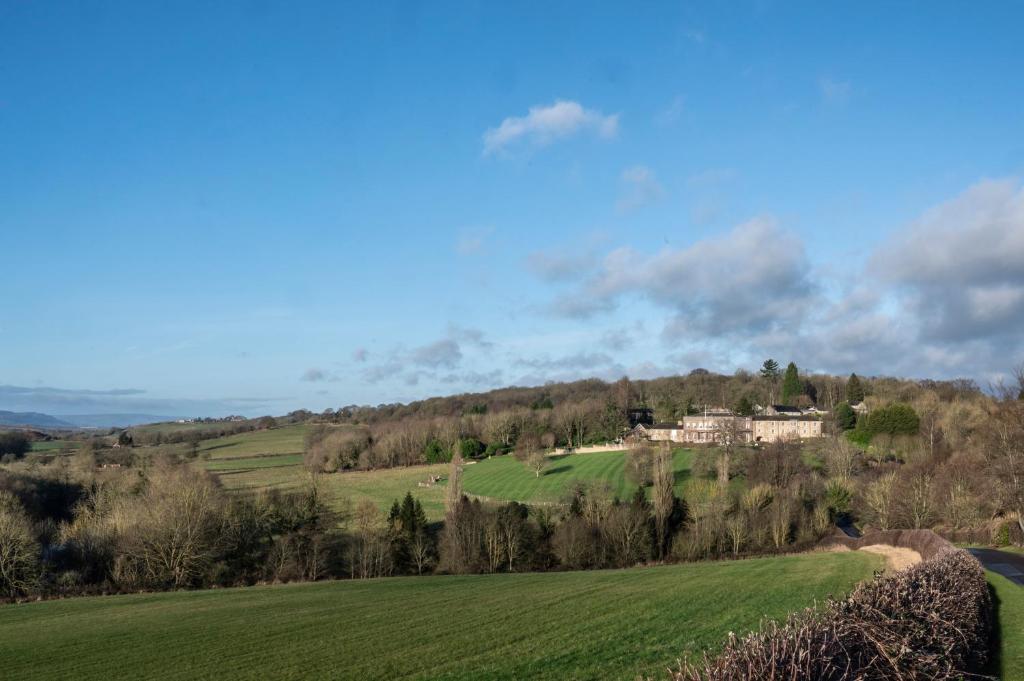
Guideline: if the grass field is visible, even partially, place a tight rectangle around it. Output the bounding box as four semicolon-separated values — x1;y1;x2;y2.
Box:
461;448;694;504
989;570;1024;681
194;427;700;520
215;461;450;519
29;439;80;452
197;424;309;459
0;551;881;681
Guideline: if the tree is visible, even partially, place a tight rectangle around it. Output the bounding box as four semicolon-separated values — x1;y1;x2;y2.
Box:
846;373;865;404
863;472;897;530
526;451;548;478
0;432;30;459
835;402;856;431
0;491;40;598
732;395;754;416
624;443;654;487
445;449;464;518
651;443;676;558
781;362;802;406
760;359;781;404
865;403;920;436
515;433;548;478
802;380;818;405
982;403;1024;536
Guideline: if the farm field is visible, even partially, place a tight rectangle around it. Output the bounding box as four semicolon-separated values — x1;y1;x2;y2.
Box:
215;460;450;520
29;439;80;452
197;424;309;459
461;448;694;504
0;551;882;681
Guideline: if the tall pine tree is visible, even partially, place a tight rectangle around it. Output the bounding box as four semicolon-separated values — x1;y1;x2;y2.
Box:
781;362;802;405
846;373;865;403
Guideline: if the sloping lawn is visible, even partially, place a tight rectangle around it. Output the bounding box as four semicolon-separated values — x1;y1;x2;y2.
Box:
461;448;693;504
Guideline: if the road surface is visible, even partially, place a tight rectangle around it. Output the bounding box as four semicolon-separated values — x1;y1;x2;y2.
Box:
968;547;1024;586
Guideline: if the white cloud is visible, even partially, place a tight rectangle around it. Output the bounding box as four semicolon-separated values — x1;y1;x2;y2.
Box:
545;217;814;335
616;165;665;213
483;100;619;156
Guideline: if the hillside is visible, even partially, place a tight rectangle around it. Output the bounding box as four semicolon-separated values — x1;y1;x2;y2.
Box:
0;552;881;681
0;411;75;429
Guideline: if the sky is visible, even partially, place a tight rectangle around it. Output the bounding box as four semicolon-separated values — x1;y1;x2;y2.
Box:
1;1;1023;418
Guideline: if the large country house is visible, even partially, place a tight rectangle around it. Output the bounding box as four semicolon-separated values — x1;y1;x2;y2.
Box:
629;406;823;444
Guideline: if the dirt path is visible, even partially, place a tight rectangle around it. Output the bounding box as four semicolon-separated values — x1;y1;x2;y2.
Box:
968;548;1024;585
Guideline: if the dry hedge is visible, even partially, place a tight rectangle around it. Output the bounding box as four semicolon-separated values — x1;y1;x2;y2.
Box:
670;548;992;680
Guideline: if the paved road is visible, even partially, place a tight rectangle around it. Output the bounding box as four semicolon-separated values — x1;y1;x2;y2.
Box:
968;548;1024;586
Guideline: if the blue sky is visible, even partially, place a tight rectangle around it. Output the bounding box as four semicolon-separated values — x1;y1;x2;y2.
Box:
2;1;1023;417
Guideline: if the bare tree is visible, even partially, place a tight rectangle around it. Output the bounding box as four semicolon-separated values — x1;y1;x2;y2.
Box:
0;492;40;598
862;471;897;530
652;443;675;558
515;433;548;478
445;448;464;518
983;403;1024;535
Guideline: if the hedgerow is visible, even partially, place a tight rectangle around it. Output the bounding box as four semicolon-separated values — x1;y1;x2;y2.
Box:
670;547;991;680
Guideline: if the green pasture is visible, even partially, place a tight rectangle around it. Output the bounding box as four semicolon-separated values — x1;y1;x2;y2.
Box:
0;551;881;681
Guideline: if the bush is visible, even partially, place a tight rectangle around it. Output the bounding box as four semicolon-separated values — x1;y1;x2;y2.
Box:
423;439;451;464
670;548;991;680
458;438;485;460
834;402;856;431
0;431;30;459
866;402;920;436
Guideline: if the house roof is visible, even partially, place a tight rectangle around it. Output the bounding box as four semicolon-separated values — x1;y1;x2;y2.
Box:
753;415;821;422
770;404;803;414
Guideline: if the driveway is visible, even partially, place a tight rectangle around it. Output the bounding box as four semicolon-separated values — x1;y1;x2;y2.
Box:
968;548;1024;586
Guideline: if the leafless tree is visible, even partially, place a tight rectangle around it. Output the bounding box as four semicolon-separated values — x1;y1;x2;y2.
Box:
652;443;675;558
862;471;897;530
0;492;40;598
445;449;464;519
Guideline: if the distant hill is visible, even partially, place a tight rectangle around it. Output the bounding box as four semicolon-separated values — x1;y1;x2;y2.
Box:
58;414;174;428
0;411;76;429
0;411;172;429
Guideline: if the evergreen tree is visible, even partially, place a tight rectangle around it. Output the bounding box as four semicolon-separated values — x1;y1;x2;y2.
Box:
835;402;856;431
802;380;818;404
760;359;782;404
733;395;754;416
846;373;865;403
781;362;802;405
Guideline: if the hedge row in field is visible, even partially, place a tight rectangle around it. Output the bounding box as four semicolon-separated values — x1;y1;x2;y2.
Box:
670;547;991;680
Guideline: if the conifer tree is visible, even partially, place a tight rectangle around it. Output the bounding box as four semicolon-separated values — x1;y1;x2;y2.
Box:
846;373;865;403
781;362;802;405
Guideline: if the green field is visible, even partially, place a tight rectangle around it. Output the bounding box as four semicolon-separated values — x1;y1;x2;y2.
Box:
215;460;450;519
0;551;881;681
462;448;693;504
202;453;304;471
29;439;80;452
198;424;309;459
989;571;1024;681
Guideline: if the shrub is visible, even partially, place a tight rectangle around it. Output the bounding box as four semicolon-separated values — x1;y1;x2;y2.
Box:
0;431;30;459
669;548;991;680
423;439;451;464
458;438;485;460
866;402;920;436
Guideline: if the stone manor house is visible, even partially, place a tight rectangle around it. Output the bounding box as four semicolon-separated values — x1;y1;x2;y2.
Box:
629;406;823;444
